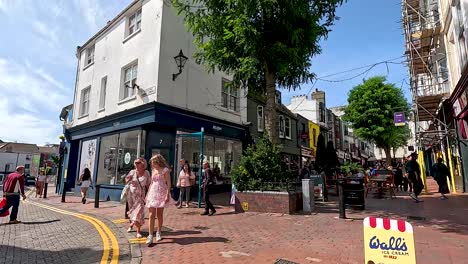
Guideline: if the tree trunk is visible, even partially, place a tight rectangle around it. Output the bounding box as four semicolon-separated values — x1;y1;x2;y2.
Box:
264;69;277;144
384;146;392;165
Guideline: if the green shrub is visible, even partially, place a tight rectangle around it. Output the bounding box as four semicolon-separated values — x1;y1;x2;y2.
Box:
231;133;294;191
340;162;361;175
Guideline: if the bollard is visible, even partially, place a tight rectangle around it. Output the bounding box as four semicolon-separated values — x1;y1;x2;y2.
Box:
338;180;346;219
94;185;100;208
43;183;48;199
61;181;66;203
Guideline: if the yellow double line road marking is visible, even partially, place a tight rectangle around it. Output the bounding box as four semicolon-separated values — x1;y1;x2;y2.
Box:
25;200;120;264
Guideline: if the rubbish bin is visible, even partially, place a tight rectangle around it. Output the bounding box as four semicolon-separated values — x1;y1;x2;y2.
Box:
342;177;365;210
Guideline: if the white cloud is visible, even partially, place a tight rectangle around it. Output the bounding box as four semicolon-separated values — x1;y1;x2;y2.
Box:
32;20;59;46
74;0;107;33
0;58;70;113
0;98;61;145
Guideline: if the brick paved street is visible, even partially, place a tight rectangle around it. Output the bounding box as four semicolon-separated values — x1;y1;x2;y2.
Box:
0;189;132;264
36;179;468;264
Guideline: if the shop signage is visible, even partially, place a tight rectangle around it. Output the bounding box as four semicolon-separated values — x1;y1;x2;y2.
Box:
212;125;222;132
338;151;345;159
124;153;131;165
364;217;416;264
394;112;406;126
300;132;309;139
301;148;314;157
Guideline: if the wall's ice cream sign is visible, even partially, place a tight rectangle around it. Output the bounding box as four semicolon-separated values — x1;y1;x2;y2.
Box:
364;217;416;264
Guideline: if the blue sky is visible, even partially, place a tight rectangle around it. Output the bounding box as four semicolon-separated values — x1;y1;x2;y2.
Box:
0;0;409;145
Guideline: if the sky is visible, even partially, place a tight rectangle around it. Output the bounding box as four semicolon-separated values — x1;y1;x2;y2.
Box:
0;0;409;145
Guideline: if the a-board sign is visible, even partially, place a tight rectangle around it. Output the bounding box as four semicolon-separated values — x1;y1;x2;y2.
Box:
309;174;325;201
364;217;416;264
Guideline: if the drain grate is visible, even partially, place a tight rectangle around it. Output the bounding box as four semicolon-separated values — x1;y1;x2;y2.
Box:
274;259;298;264
407;216;426;221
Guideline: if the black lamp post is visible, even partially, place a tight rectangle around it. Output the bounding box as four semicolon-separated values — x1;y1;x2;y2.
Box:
172;49;188;81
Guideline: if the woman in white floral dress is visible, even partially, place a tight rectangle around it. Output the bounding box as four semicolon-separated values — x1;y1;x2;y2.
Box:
145;154;171;244
125;158;150;238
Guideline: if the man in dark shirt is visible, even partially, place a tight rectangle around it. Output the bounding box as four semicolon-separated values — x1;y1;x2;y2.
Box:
200;162;216;216
0;166;27;224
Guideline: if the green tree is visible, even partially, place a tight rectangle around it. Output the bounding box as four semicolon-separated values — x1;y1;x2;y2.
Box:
231;133;293;192
173;0;345;143
314;133;327;172
343;76;411;164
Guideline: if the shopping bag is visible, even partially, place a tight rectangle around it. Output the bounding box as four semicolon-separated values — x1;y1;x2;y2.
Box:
0;197;9;217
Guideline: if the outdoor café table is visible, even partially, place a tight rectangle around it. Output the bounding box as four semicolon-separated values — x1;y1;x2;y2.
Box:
369;176;388;199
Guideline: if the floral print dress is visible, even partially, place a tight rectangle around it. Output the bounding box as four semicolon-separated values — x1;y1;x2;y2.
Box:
146;168;169;208
126;170;150;225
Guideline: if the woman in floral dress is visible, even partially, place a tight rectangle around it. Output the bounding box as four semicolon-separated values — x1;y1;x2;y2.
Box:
146;154;171;244
125;158;150;238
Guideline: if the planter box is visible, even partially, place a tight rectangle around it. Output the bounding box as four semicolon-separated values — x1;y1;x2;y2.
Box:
235;191;303;214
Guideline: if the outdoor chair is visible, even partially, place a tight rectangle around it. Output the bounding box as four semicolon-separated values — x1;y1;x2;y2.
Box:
382;174;397;199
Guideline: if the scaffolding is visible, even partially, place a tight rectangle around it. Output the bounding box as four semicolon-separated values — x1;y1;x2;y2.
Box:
402;0;450;146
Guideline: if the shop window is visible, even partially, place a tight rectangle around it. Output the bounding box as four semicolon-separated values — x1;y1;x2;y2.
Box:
176;130;242;182
96;130;145;185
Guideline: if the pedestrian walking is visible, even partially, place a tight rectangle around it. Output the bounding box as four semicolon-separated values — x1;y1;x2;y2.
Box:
394;164;404;192
177;163;195;208
78;168;92;204
432;158;451;200
125;158;150;238
35;170;47;198
145;154;171;245
406;152;424;202
200;161;216;216
0;166;27;224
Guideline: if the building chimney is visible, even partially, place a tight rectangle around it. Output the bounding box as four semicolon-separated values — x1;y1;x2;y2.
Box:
312;89;326;105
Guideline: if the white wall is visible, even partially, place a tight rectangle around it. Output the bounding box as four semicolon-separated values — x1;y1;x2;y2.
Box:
0;153;34;173
71;0;247;128
72;0;163;127
157;4;247;124
287;96;320;125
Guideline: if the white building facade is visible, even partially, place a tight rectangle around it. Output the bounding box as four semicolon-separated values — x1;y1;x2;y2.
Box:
63;0;248;201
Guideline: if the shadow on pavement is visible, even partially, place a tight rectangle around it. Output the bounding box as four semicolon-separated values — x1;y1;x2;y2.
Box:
22;219;61;225
0;245;102;263
155;236;229;246
163;230;202;236
315;189;468;236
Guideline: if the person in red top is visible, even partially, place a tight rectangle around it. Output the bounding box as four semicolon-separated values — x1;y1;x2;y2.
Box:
0;166;27;224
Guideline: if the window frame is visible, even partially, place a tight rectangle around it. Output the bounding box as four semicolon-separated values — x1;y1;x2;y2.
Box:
279;115;285;138
257;106;264;132
221;79;240;112
99;76;107;110
121;62;138;100
79;86;91;117
285;117;291;139
128;9;142;36
85;45;95;66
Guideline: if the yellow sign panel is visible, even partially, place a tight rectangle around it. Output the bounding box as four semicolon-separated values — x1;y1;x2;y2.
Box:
364;217;416;264
242;202;249;211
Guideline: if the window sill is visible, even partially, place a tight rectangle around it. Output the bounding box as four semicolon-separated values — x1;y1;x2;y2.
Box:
98;108;105;113
123;29;141;44
118;95;136;105
83;62;94;71
77;114;89;120
219;107;241;116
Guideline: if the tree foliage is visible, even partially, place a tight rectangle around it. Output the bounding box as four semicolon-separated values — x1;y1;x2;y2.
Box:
173;0;345;142
343;76;411;163
231;133;293;192
314;133;327;172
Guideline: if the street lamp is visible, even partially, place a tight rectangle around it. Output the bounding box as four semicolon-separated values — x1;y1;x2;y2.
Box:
172;49;188;81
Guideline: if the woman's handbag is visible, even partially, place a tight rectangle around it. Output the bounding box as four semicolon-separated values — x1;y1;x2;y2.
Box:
0;198;9;217
120;184;130;204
